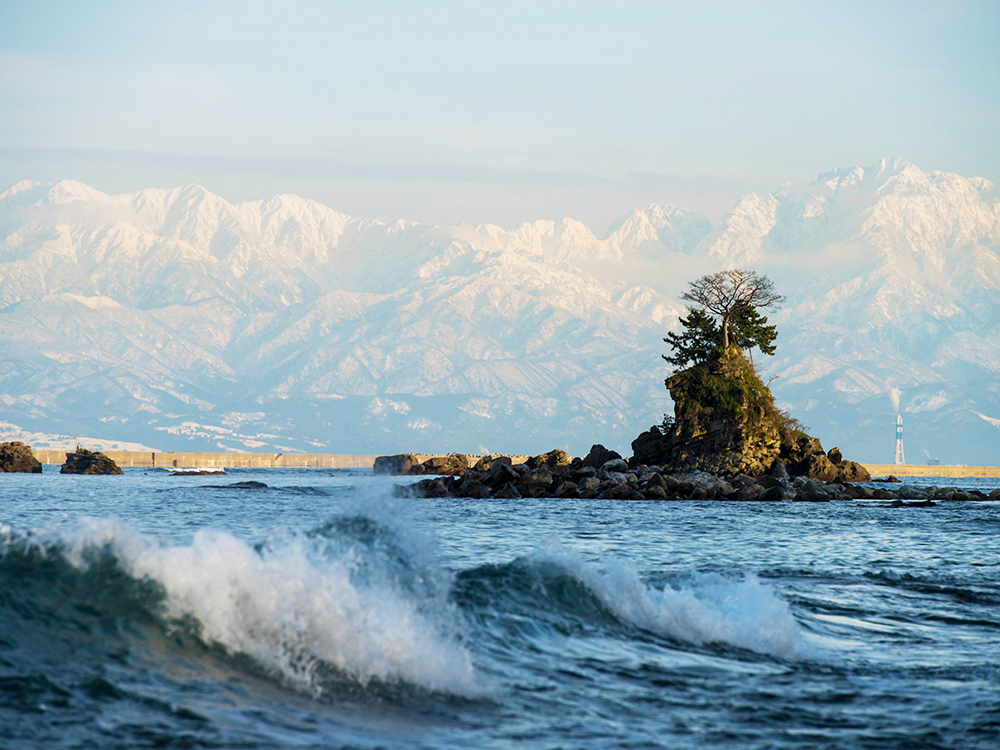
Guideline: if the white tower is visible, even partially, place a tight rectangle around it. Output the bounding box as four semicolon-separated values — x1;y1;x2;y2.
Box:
894;414;905;465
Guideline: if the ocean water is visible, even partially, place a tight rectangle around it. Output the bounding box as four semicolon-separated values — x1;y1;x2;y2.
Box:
1;467;999;749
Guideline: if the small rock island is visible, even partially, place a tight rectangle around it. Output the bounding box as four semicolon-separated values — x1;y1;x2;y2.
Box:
378;270;993;505
383;346;876;503
0;441;44;473
60;447;124;475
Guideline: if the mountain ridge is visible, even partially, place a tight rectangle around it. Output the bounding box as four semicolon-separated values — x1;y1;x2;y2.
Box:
1;159;998;462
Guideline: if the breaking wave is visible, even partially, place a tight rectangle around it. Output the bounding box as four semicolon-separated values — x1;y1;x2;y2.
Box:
0;517;481;699
454;546;811;660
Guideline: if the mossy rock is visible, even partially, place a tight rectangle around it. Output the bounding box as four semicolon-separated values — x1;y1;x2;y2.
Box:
651;347;783;476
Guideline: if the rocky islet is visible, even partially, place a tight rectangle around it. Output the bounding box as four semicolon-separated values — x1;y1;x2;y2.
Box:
382;347;999;504
0;442;43;473
59;447;124;475
391;448;999;504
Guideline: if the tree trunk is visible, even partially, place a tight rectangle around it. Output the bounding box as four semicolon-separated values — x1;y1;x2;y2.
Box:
721;315;730;347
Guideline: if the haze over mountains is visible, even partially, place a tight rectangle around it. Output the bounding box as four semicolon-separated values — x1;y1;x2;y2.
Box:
1;157;998;464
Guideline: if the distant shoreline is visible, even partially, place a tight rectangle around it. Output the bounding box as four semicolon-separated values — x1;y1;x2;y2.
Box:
27;449;1000;478
862;464;1000;479
31;450;378;469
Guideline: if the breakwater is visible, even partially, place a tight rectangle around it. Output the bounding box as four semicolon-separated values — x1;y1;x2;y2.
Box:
863;464;1000;478
27;452;999;478
31;450;378;469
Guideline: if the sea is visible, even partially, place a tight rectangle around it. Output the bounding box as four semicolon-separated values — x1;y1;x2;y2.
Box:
1;467;998;749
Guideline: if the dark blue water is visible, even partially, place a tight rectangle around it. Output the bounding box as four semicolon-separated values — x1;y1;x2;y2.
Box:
2;467;999;749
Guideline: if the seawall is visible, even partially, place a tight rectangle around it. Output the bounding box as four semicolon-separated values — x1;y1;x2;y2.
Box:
863;464;1000;479
32;450;378;469
28;451;999;478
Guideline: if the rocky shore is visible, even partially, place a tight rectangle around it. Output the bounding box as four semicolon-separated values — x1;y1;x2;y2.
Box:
386;446;999;504
379;348;997;505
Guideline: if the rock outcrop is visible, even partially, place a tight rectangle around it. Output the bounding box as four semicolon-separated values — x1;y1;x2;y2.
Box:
396;454;981;505
0;441;43;473
631;347;869;481
776;432;870;482
373;454;421;475
582;444;622;468
525;449;572;469
404;453;472;476
632;348;783;476
60;448;124;475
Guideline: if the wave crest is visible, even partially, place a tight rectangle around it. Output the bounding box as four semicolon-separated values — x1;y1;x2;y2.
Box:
4;517;481;698
459;547;810;659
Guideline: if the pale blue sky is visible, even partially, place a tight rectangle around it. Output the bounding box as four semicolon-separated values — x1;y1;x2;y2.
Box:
1;0;997;231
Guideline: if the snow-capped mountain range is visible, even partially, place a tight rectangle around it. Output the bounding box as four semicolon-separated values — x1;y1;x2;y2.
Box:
1;157;998;463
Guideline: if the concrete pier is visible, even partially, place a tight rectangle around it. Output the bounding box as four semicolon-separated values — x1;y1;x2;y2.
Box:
863;464;1000;479
32;450;378;469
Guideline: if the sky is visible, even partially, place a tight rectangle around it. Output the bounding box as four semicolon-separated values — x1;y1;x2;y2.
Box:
1;0;998;232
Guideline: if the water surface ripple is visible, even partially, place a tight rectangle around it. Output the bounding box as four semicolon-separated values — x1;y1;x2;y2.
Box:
1;467;998;748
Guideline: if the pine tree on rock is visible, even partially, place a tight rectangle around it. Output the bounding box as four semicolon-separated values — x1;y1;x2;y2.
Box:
665;269;783;368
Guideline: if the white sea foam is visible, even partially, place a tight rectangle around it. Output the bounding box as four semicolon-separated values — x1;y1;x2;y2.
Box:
537;547;811;660
61;518;480;697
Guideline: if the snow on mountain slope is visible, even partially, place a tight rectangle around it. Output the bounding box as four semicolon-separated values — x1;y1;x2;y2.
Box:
706;158;1000;462
0;160;998;462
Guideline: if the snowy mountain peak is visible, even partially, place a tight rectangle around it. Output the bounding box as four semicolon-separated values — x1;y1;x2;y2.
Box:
0;179;42;201
44;179;111;205
604;203;712;256
699;193;779;265
816;156;916;192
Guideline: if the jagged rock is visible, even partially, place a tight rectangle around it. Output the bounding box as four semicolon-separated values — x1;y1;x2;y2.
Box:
554;481;579;498
457;471;489;497
0;441;43;473
644;485;668;499
457;480;491;498
836;461;871;482
473;455;512;472
60;448;124;475
521;466;554;487
600;458;629;473
629;426;668;468
496;482;521;499
526;449;572;470
770;458;790;485
568;465;597;484
779;432;825;474
779;431;869;481
373;453;420;475
758;485;785;502
758;475;781;489
484;462;519;489
406;453;470;476
644;472;667;490
583;444;622;469
794;479;832;502
800;453;840;482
